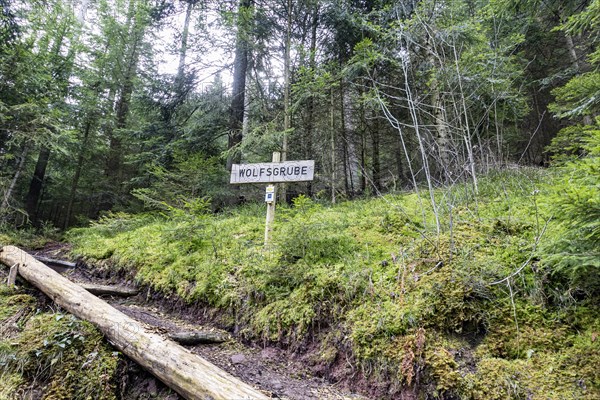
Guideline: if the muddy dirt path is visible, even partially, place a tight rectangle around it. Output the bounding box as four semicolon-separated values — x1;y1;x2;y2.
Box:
33;243;366;400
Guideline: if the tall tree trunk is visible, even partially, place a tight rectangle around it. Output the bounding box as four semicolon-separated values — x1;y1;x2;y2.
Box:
227;0;252;171
282;0;292;157
358;86;367;194
330;87;336;204
339;79;352;196
280;0;293;202
64;120;92;229
565;33;580;71
1;145;29;212
175;0;194;98
564;31;594;125
23;8;81;224
25;146;50;223
304;2;318;197
431;82;451;179
360;133;367;194
108;39;140;176
105;0;145;194
371;110;381;192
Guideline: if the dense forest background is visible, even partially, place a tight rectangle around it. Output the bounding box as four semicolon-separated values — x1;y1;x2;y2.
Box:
0;0;598;228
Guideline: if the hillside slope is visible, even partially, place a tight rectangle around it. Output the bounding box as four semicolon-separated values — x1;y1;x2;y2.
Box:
62;167;599;399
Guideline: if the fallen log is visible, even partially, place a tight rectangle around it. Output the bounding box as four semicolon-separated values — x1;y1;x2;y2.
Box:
169;330;229;345
79;283;139;297
0;246;269;400
33;255;77;269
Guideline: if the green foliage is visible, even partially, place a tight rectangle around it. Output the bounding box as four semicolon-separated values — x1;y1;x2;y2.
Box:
549;0;600;121
540;127;600;293
550;72;600;118
544;124;595;163
132;153;231;211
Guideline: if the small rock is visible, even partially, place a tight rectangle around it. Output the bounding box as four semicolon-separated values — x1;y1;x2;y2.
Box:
271;379;283;391
260;347;278;360
231;354;246;364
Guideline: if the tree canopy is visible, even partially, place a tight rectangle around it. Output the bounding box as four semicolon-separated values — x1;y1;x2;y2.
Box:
0;0;597;227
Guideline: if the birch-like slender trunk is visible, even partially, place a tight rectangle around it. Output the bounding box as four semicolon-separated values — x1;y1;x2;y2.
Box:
1;145;29;212
401;50;441;234
175;0;194;97
451;37;478;194
430;79;451;179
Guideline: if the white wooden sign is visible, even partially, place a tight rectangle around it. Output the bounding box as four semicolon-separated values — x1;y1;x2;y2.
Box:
230;160;314;184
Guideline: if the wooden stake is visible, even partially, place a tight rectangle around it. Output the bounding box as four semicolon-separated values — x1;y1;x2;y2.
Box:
7;263;18;287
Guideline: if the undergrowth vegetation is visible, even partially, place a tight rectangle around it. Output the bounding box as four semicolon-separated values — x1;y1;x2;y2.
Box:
0;286;119;399
66;164;600;399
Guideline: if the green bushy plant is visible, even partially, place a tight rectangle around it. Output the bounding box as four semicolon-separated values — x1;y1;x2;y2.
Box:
541;125;600;294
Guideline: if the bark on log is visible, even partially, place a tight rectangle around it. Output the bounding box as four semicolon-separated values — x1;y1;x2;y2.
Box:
0;245;269;400
169;330;229;345
79;283;139;297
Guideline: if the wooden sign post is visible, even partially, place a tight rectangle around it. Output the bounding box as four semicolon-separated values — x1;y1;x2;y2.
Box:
264;152;280;245
230;155;314;246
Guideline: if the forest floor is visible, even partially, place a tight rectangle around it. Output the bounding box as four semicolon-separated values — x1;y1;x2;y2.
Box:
27;241;366;400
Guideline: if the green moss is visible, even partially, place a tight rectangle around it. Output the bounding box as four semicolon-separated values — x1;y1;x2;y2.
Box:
462;353;597;400
426;346;461;394
0;302;120;399
0;225;56;249
0;372;23;400
0;289;35;321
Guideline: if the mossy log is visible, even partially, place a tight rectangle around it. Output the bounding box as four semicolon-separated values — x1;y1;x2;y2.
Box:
0;245;269;400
